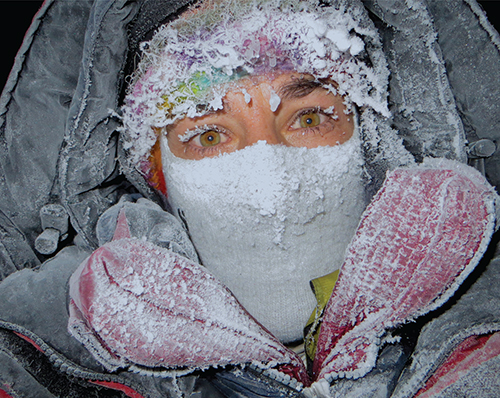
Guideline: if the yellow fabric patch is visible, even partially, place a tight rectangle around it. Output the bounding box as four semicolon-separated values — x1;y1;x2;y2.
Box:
304;270;339;363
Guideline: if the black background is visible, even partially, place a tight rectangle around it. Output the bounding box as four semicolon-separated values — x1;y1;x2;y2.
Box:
0;1;499;92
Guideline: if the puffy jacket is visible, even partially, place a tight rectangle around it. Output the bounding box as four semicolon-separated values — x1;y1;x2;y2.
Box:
1;1;500;397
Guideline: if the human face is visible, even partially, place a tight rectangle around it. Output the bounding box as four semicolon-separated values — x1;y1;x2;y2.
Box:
166;73;355;160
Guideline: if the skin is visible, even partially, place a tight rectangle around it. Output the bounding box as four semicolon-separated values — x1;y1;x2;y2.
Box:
166;72;355;160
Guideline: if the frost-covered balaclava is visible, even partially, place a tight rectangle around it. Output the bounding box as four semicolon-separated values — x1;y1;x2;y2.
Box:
162;137;366;342
122;0;414;342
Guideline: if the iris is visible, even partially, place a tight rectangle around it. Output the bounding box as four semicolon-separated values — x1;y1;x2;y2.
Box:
199;130;221;146
300;112;321;128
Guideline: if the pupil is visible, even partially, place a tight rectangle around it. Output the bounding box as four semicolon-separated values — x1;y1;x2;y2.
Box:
306;117;313;125
207;134;214;141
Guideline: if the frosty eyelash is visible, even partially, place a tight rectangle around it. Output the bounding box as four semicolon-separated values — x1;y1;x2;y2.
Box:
178;125;215;142
324;105;339;120
324;105;335;114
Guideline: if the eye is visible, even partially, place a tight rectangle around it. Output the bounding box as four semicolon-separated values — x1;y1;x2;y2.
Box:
290;109;328;130
188;127;229;148
299;112;321;128
198;130;221;146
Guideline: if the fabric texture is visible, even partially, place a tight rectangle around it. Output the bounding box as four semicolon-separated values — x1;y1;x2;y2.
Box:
0;0;499;397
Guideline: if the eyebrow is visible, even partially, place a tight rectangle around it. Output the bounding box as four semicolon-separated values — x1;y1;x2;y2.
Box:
278;78;323;100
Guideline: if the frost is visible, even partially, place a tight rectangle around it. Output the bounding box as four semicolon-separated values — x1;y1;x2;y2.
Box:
349;37;365;56
326;29;351;52
324;105;335;114
464;0;500;51
68;236;308;383
209;95;224;111
107;108;122;120
178;125;210;142
303;379;331;398
241;88;252;104
162;135;367;342
269;90;281;112
313;160;498;382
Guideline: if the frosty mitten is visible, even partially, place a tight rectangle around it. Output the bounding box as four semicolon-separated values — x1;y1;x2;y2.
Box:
69;209;309;388
311;159;497;383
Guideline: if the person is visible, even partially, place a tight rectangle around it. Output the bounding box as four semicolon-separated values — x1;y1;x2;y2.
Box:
0;1;499;397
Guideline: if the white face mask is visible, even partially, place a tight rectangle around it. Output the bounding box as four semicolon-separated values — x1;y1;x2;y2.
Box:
161;137;366;343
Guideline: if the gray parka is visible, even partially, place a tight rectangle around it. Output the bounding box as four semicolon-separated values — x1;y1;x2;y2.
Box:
0;1;500;397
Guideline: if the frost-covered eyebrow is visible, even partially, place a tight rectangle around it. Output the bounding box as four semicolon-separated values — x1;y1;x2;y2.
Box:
278;78;322;100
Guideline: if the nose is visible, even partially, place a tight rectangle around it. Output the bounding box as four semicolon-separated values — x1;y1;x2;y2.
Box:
230;84;286;149
243;117;284;146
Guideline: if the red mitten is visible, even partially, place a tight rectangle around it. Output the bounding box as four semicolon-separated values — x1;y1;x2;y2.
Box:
68;209;309;386
313;159;497;382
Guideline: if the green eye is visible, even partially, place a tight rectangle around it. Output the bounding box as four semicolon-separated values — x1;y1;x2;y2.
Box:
199;130;221;147
300;112;321;128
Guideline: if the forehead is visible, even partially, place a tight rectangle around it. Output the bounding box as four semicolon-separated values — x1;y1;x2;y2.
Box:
172;72;334;121
207;72;325;101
